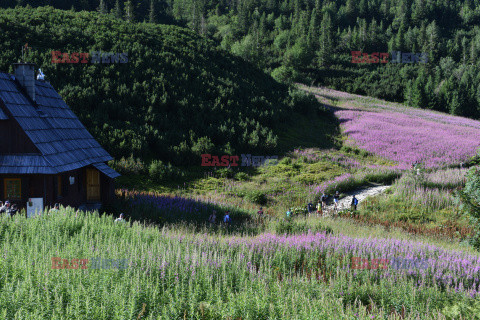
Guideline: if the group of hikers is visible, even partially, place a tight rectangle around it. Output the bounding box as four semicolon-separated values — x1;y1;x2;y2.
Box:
205;191;360;225
0;201;19;216
1;201;62;216
286;191;359;218
208;210;232;225
1;201;127;222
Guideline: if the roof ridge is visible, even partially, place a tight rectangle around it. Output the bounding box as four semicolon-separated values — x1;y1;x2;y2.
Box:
0;71;114;175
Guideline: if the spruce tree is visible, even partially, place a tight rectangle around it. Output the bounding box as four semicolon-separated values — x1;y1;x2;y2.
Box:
318;12;333;67
149;0;156;23
124;1;134;22
359;0;367;18
394;21;406;51
114;0;122;19
462;37;468;64
470;37;479;64
97;0;107;14
346;0;356;22
308;8;320;49
425;21;439;63
460;165;480;250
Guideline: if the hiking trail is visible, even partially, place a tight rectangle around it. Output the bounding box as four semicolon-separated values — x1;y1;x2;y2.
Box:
323;184;391;216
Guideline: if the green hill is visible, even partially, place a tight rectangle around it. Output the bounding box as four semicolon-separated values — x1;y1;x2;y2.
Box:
3;1;480;121
0;6;333;164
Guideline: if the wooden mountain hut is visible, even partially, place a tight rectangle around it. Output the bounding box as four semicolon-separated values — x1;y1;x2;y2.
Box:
0;63;120;213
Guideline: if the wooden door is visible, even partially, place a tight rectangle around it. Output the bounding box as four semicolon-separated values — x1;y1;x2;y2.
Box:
86;169;100;202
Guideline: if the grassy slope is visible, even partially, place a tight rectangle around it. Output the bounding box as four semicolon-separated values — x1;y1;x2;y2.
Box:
0;6;333;162
116;85;476;242
1;209;478;319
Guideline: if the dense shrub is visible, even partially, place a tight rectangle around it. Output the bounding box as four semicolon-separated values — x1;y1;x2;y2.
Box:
109;155;146;175
216;168;234;179
234;172;249;181
245;190;268;205
340;146;352;153
274;219;333;235
460;165;480;250
148;160;183;182
271;65;296;84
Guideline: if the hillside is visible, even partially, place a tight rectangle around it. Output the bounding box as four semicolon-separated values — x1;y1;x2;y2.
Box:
3;1;480;121
304;85;480;168
116;85;479;242
0;6;332;164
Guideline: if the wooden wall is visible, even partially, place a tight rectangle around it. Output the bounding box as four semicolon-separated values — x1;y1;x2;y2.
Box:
0;167;116;210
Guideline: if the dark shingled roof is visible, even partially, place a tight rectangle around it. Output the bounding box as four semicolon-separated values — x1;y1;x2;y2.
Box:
0;154;56;174
0;106;8;119
92;162;121;179
0;72;120;178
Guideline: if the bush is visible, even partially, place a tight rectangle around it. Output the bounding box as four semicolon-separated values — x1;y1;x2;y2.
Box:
340;146;352;153
245;190;268;205
217;168;234;179
442;299;480;319
287;87;318;114
292;162;302;170
235;172;250;181
359;149;370;157
274;219;333;235
109;155;146;175
271;65;296;84
460;166;480;250
148;160;184;182
364;170;402;184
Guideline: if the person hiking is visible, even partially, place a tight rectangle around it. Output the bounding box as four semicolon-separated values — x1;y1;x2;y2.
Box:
209;210;217;224
223;211;231;225
307;202;314;215
7;204;18;217
286;208;292;219
1;200;10;214
115;213;126;222
351;195;358;211
333;191;340;212
316;201;322;216
50;203;60;213
257;207;264;217
321;193;328;211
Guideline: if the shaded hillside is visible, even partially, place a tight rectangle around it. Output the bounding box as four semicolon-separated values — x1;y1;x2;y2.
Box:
0;6;331;164
3;1;480;120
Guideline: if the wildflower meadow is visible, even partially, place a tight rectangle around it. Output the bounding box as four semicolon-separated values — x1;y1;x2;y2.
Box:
1;210;480;319
4;86;480;319
303;85;480;169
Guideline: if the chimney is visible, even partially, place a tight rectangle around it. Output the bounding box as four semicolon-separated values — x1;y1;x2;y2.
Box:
13;63;36;102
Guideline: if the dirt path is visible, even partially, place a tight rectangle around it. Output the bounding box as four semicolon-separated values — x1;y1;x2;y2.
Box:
323;185;391;216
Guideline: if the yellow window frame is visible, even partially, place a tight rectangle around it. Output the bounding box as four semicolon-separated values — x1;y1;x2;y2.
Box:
4;178;21;200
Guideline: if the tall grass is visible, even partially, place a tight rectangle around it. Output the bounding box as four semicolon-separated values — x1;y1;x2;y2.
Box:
1;209;479;319
423;168;468;189
309;167;402;199
358;171;466;231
